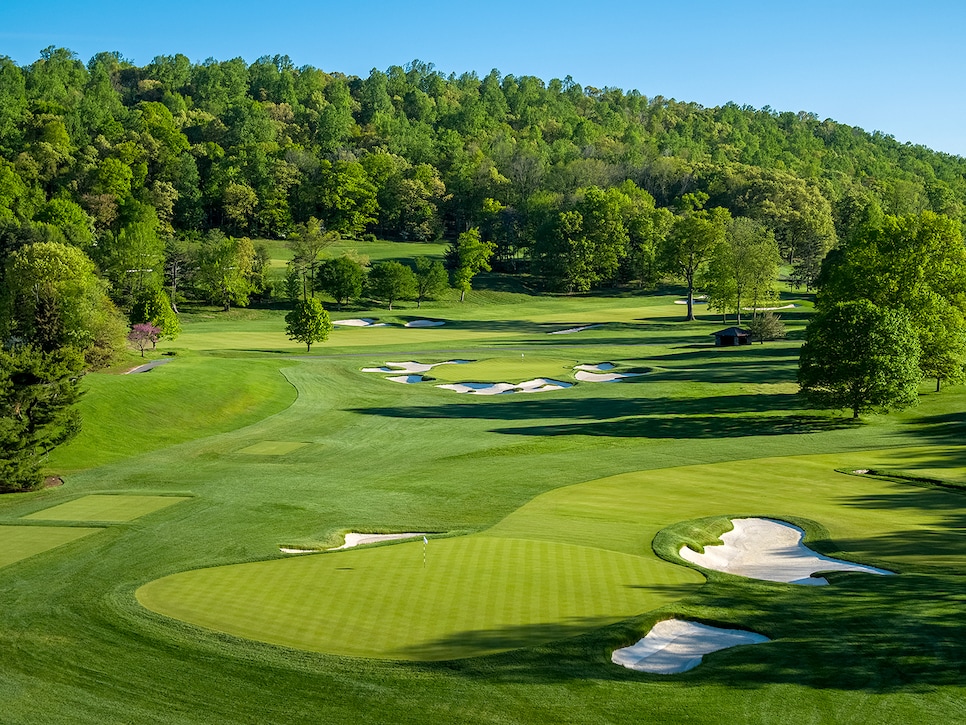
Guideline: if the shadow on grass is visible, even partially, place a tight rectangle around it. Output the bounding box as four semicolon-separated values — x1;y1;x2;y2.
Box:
495;414;853;439
354;393;807;423
354;392;854;439
417;575;966;693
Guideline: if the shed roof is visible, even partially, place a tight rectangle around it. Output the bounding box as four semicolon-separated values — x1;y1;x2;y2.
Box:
711;327;751;337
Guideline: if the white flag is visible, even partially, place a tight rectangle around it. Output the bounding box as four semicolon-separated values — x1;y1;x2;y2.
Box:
423;536;428;544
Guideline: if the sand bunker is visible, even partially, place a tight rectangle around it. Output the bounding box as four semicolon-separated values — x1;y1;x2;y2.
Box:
548;324;604;335
333;318;389;327
674;299;708;305
387;375;428;384
363;360;471;375
679;517;894;585
742;304;797;311
437;378;572;395
612;619;769;673
279;547;319;554
574;363;643;383
329;532;427;550
405;319;446;327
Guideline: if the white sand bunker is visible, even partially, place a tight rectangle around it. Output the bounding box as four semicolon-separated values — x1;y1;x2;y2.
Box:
387;375;428;384
674;299;708;305
742;304;797;311
574;363;644;382
613;619;769;673
680;517;894;585
334;318;389;327
329;532;427;550
405;319;446;327
437;378;572;395
548;324;603;335
362;360;471;374
279;547;319;554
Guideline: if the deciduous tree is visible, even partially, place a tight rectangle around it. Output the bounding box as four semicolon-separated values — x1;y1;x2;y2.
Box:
798;300;921;418
284;297;332;351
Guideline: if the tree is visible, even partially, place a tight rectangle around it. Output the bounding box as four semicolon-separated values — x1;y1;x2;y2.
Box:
659;197;730;321
0;241;126;369
414;256;448;308
446;227;495;301
748;312;786;344
701;217;780;324
0;345;83;493
288;217;339;300
193;231;256;311
817;211;966;389
318;256;366;309
284;297;332;352
367;261;416;310
128;322;161;356
798;300;921;418
130;287;180;342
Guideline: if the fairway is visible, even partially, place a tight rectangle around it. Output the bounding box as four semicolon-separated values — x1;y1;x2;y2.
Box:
237;441;309;455
0;526;101;568
24;495;191;522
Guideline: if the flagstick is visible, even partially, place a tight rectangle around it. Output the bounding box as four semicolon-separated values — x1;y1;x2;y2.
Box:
423;535;427;569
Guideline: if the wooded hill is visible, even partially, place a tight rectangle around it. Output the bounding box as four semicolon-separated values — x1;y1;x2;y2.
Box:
1;47;964;298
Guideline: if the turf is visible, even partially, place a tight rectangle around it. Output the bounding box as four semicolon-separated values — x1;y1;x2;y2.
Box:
236;441;309;455
1;278;964;724
23;495;191;522
137;534;702;660
0;526;102;568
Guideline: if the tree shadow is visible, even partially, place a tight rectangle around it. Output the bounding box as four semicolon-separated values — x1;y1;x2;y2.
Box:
352;392;808;423
413;575;966;693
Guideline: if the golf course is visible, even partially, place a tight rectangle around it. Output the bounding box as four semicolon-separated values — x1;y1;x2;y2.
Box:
1;242;965;724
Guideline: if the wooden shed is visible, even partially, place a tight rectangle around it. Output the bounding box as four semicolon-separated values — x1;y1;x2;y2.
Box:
712;327;752;346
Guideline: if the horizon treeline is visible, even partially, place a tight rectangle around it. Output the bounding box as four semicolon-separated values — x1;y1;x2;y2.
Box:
1;47;965;294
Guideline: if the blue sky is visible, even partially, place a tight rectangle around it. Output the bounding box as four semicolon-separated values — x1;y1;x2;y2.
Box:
2;0;965;156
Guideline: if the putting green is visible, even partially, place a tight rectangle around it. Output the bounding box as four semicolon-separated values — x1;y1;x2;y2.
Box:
0;526;101;568
237;441;308;455
24;495;190;522
136;534;703;660
427;356;579;384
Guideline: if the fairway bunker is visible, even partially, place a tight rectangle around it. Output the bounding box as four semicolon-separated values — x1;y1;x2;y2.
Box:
333;318;388;327
329;532;427;550
612;619;769;674
437;378;572;395
679;517;894;585
574;363;645;382
548;324;603;334
362;360;471;375
405;319;445;327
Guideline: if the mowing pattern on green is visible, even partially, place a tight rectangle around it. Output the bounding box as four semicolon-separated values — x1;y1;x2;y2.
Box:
0;526;100;568
24;495;190;522
136;535;703;660
237;441;308;455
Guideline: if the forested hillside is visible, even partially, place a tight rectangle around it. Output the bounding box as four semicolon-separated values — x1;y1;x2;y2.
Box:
2;49;964;277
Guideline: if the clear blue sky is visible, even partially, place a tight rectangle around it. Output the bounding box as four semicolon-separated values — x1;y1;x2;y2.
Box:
3;0;965;156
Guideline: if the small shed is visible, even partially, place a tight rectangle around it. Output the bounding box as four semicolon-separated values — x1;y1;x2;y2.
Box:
712;327;752;347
